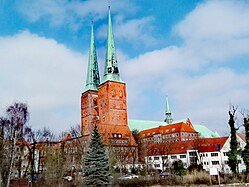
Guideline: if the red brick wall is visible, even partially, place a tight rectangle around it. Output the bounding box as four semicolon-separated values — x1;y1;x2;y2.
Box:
98;81;128;127
81;90;98;136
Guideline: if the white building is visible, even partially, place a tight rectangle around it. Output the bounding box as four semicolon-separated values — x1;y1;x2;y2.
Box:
145;134;246;173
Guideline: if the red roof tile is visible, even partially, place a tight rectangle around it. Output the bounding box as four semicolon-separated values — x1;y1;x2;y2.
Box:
139;122;197;138
146;137;229;156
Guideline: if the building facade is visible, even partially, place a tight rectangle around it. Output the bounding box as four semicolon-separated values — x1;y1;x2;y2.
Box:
145;134;246;173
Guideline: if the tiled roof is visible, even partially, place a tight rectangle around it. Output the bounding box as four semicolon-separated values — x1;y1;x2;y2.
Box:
198;137;228;152
139;122;197;138
147;137;229;156
128;119;220;138
147;141;196;155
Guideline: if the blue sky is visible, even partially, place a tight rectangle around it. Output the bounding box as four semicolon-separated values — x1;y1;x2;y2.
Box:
1;0;249;135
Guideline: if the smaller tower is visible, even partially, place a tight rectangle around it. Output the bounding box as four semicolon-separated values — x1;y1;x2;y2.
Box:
164;96;173;124
85;21;100;91
81;21;100;136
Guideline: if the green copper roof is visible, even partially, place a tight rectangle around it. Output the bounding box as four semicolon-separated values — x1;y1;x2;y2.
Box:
102;7;122;83
128;119;167;131
84;22;100;92
165;97;173;124
128;119;220;138
193;124;220;138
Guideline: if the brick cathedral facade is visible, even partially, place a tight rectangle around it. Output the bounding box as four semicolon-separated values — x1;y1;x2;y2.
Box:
80;9;136;148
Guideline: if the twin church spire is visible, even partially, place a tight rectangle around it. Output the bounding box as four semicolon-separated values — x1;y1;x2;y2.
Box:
84;22;100;91
84;7;121;92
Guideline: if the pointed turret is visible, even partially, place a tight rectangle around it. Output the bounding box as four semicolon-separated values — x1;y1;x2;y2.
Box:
164;96;173;124
84;21;100;91
102;6;122;83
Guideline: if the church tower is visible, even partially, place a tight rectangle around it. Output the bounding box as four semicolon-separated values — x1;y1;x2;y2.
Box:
97;7;131;139
81;7;136;148
81;22;100;136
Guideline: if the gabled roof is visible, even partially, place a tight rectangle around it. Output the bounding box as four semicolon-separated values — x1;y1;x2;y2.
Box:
194;124;220;138
139;122;197;138
147;137;229;156
139;127;160;138
198;137;228;152
128;119;167;131
147;140;196;155
128;119;220;138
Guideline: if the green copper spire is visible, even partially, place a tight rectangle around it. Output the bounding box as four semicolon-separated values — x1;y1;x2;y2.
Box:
102;7;122;83
84;22;100;91
164;96;173;124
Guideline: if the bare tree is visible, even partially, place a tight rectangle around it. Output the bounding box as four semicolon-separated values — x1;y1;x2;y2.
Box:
0;103;30;187
155;141;174;172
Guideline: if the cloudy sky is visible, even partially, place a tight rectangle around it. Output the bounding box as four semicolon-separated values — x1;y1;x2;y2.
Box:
1;0;249;135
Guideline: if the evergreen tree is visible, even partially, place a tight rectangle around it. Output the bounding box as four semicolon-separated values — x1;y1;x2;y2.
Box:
84;125;110;186
242;117;249;176
227;108;239;174
172;160;186;176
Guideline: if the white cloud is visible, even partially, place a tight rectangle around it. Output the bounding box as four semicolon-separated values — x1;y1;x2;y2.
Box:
16;0;138;30
121;0;249;134
15;0;156;46
97;16;156;47
174;0;249;62
0;31;87;132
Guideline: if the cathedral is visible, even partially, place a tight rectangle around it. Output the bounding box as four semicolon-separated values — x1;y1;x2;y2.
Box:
81;8;136;148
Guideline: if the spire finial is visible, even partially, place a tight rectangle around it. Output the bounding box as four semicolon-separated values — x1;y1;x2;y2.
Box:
108;0;111;9
102;5;122;83
91;16;93;24
164;96;173;124
84;21;100;92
